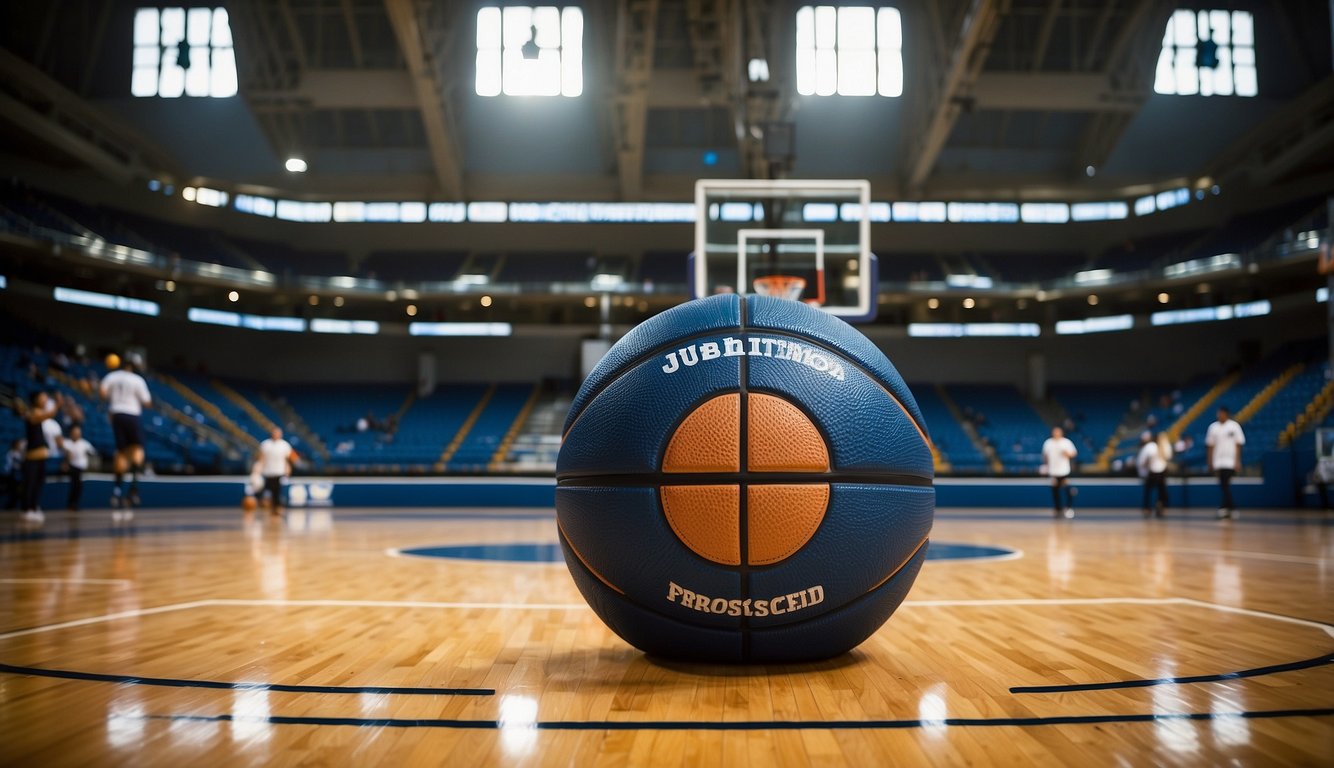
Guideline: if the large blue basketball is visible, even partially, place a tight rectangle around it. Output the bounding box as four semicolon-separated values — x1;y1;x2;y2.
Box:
556;294;934;663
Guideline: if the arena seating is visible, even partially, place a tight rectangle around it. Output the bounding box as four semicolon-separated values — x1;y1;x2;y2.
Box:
944;384;1051;471
446;384;534;472
911;386;990;474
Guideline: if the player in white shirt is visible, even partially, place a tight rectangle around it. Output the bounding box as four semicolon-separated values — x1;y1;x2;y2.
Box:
254;427;295;515
100;353;151;513
1136;431;1173;518
62;424;96;512
1206;406;1246;520
1041;426;1078;519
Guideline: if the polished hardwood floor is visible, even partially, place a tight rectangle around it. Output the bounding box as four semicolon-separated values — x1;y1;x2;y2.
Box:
1;505;1331;766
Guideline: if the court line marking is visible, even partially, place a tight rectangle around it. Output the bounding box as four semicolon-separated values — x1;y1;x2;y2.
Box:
1011;652;1334;694
0;601;216;641
1165;548;1330;565
120;706;1334;731
0;578;132;586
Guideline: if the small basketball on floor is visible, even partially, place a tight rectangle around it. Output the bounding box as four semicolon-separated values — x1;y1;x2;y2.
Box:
556;294;935;663
242;496;257;512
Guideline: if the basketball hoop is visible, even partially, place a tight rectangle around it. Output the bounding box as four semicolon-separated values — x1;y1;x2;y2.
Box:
753;275;807;302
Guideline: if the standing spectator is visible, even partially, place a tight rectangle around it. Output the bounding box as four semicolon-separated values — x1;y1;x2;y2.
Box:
62;425;95;512
1206;406;1246;520
101;353;152;519
1041;426;1078;519
18;391;61;523
254;427;295;516
1137;431;1173;518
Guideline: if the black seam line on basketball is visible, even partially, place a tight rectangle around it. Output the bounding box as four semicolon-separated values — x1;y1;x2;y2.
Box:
562;324;746;438
1010;651;1334;694
557;473;934;488
127;707;1334;731
738;295;751;662
0;662;495;696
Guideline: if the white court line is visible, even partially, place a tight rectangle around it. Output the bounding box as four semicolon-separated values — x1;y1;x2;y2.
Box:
1175;598;1334;640
0;578;132;586
0;601;215;641
207;598;590;611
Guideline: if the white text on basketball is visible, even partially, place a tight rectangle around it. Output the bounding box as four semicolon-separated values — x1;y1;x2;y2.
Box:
666;581;825;617
660;336;845;381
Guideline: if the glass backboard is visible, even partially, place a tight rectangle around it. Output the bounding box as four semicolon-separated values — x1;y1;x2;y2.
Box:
692;179;876;321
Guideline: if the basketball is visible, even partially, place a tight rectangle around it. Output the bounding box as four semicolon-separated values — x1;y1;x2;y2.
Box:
104;353;120;370
242;496;257;512
557;294;934;663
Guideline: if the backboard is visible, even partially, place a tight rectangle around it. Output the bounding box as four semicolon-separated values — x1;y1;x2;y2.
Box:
692;179;877;321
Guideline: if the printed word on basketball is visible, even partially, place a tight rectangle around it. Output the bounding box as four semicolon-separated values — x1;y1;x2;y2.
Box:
556;294;935;663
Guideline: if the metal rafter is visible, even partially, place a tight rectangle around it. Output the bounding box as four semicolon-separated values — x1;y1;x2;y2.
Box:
382;0;464;198
612;0;661;199
906;0;1008;190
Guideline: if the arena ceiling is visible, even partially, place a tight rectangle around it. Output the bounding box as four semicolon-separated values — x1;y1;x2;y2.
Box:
0;0;1331;202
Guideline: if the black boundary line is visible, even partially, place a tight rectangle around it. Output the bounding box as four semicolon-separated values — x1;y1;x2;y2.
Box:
0;662;495;696
558;472;933;488
127;707;1334;731
1011;651;1334;694
738;297;751;661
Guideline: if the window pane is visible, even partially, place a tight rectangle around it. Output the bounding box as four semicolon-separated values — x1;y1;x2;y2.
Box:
476;50;502;96
877;7;902;50
838;7;874;50
532;6;560;48
561;44;582;96
1197;54;1213;96
796;6;815;48
562;7;583;51
1214;45;1232;95
131;66;158;97
158;49;185;97
838;49;875;96
210;47;237;97
212;8;233;47
503;6;533;48
1173;48;1197;95
1153;47;1175;94
1195;10;1209;43
478;7;502;48
878;50;903;96
815;48;837;95
1231;11;1253;46
1172;9;1195;46
187;7;212;46
1208;9;1229;45
134;45;159;67
1234;64;1257;96
796;47;816;95
814;5;837;49
134;8;159;46
1233;46;1254;66
161;8;186;46
1162;15;1173;46
184;47;211;96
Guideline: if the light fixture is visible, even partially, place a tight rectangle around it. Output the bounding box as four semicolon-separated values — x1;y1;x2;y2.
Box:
285;157;308;173
927;298;940;310
406;304;418;316
227;290;239;302
1087;294;1099;306
480;295;493;308
334;296;344;307
962;297;975;309
164;280;176;292
308;295;319;306
182;186;197;202
1085;165;1095;177
583;296;596;308
1157;292;1170;304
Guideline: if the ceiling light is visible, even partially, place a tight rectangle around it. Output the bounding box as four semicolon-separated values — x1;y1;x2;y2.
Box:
285;157;308;173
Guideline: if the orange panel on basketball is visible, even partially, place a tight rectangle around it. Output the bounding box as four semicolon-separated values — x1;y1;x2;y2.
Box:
663;394;740;473
747;393;830;472
747;484;829;565
661;485;740;565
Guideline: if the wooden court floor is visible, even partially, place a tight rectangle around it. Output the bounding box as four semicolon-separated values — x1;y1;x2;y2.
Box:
1;506;1331;766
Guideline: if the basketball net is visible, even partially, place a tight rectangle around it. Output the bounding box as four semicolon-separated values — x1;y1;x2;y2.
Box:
753;275;809;303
